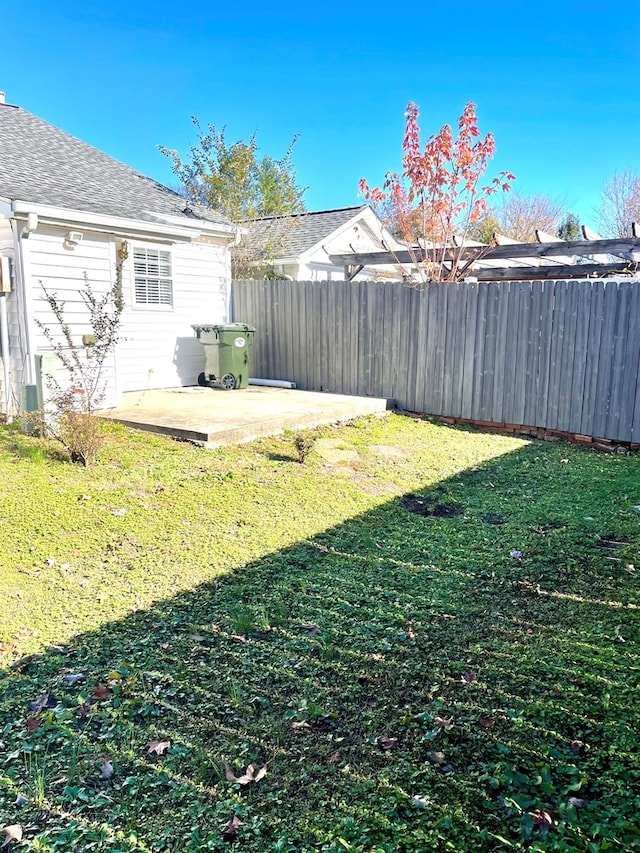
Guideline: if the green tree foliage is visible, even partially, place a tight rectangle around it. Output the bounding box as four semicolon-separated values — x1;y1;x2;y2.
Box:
557;213;581;241
468;214;501;244
159;120;306;222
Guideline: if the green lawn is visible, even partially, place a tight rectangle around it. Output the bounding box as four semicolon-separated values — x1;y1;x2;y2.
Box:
0;415;638;852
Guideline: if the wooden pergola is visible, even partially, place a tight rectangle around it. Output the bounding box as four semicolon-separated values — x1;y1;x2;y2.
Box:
329;225;640;282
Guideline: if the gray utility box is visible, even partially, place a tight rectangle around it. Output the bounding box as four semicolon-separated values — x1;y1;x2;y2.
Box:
192;323;255;390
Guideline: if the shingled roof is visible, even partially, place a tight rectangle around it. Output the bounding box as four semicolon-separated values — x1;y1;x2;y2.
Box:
0;100;231;229
243;205;370;257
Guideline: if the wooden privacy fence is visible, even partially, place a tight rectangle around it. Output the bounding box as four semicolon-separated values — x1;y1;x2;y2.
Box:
232;279;640;444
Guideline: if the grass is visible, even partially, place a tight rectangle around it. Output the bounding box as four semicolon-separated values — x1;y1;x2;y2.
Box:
0;414;639;851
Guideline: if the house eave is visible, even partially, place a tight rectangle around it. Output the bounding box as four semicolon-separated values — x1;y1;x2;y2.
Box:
9;200;235;243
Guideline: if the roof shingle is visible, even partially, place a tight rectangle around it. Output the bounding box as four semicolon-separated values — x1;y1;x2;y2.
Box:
0;103;231;228
243;206;369;257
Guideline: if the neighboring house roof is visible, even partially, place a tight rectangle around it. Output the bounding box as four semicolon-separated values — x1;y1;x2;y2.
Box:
0;100;231;229
243;205;378;260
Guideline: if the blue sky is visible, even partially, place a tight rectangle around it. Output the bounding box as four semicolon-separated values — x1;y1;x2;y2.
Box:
3;0;639;229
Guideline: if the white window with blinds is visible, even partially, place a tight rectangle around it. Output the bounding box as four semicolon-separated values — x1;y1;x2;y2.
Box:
133;247;173;308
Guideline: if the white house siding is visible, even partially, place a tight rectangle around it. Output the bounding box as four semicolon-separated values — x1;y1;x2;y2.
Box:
1;290;24;416
116;238;229;392
25;226;120;408
0;214;18;416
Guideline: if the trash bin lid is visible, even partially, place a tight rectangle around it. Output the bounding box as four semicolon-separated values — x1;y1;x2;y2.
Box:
192;323;255;333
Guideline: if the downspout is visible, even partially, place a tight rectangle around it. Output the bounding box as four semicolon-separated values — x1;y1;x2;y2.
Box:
228;226;242;322
0;273;11;423
12;208;38;385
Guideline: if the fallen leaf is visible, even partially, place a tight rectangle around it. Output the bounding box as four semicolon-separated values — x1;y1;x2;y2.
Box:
63;673;85;687
530;808;555;831
434;716;454;731
378;736;398;750
99;758;114;779
1;825;22;847
510;549;523;559
75;701;90;719
25;718;40;732
28;691;50;713
231;635;246;643
93;683;112;700
225;762;267;785
552;686;563;697
327;750;341;764
568;797;587;808
461;672;477;684
427;750;446;765
146;739;171;756
291;721;311;730
223;762;239;782
299;623;321;637
221;814;241;842
411;795;432;808
477;715;495;728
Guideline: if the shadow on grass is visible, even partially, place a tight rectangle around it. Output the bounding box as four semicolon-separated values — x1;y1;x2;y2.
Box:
1;441;639;852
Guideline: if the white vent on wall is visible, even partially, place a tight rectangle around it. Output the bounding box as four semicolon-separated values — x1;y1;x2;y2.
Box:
64;231;84;249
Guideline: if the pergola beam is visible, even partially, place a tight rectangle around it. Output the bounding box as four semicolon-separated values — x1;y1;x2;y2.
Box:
329;236;640;268
471;262;636;281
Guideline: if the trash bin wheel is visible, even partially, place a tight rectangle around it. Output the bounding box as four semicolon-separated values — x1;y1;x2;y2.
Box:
197;372;208;387
220;373;236;390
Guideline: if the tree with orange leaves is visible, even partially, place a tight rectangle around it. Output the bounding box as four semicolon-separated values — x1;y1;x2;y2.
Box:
360;102;514;282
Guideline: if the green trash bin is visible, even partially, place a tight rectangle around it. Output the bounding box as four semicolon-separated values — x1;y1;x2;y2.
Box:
192;323;255;390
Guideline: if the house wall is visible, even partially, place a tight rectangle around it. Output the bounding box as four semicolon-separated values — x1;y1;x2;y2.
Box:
298;261;394;281
25;226;119;407
19;225;230;406
116;237;229;392
0;215;28;418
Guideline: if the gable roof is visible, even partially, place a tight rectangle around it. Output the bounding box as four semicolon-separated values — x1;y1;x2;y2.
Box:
0;101;231;230
243;205;371;258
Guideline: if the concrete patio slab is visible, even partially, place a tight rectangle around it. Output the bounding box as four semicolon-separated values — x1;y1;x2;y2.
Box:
101;386;391;448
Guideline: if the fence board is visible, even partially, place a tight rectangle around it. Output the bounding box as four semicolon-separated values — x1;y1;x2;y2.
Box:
491;281;510;422
607;282;632;440
593;281;619;437
459;282;477;419
621;285;640;442
232;278;640;443
568;281;592;434
557;281;579;433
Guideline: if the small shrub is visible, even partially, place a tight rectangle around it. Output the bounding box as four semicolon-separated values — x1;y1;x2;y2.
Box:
33;244;126;466
59;410;106;466
294;433;316;464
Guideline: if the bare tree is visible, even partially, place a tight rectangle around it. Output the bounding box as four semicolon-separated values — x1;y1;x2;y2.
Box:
598;169;640;237
490;192;567;241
